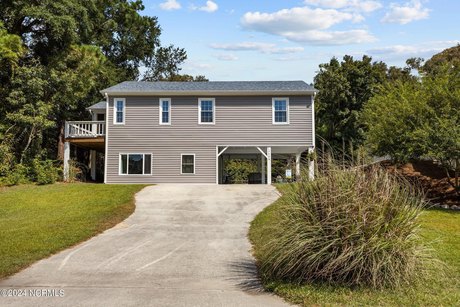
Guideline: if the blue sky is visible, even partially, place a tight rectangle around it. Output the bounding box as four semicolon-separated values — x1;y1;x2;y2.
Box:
143;0;460;82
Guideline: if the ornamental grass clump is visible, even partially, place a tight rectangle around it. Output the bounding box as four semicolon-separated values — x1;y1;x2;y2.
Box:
259;164;434;289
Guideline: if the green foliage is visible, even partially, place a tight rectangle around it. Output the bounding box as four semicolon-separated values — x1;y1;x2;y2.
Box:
362;80;429;162
250;200;459;306
143;45;188;81
32;159;60;185
363;64;460;189
0;135;15;176
255;164;433;289
0;22;24;70
3;164;29;186
163;74;209;82
423;44;460;74
224;159;257;183
4;60;55;163
0;1;204;179
314;55;414;151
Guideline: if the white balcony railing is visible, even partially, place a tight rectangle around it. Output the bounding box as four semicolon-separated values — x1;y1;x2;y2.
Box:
65;121;105;138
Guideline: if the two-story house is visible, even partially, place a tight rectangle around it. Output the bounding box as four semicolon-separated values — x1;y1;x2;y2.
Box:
63;81;316;184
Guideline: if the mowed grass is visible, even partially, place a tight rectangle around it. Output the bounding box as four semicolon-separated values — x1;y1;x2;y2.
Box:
0;183;146;278
249;185;460;306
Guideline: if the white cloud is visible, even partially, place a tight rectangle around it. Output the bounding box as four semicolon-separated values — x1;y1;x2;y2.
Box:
381;0;430;24
274;55;309;62
215;54;239;61
285;29;376;45
210;42;305;54
240;6;375;45
367;40;460;59
305;0;383;13
242;7;355;32
182;60;212;72
159;0;181;10
193;1;218;13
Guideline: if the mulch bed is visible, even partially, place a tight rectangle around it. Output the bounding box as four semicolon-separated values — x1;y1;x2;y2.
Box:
381;160;459;209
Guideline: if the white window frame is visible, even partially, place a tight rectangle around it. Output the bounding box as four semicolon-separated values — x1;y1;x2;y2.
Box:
180;153;196;175
159;98;171;125
198;98;215;125
272;97;289;125
113;98;126;125
119;153;152;175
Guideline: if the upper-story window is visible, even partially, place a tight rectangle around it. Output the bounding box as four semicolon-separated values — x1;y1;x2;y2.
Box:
159;98;171;125
198;98;215;124
114;98;125;124
272;98;289;124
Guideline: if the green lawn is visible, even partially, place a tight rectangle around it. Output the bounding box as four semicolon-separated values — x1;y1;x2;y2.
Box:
249;185;460;306
0;183;146;278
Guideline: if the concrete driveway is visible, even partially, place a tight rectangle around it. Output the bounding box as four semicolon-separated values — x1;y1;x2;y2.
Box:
0;184;290;307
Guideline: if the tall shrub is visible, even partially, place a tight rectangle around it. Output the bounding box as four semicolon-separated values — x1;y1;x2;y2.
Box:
258;164;433;288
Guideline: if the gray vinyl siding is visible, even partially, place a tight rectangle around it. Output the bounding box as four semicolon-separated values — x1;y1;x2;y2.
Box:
106;95;313;183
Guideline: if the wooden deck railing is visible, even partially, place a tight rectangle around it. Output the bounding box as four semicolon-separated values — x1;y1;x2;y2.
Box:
65;121;105;138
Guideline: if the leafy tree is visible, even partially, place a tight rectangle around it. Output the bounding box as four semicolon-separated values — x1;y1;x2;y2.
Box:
314;55;417;152
143;45;188;81
0;0;91;64
424;65;460;190
0;22;24;102
0;22;24;69
0;0;205;175
4;60;55;164
314;55;408;151
87;0;163;80
362;80;429;162
48;45;114;159
363;65;460;191
423;44;460;74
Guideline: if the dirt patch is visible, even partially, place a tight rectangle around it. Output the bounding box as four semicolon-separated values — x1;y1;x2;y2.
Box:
381;160;459;208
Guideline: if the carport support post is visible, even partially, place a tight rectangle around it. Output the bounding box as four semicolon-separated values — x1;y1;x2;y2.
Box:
267;147;272;185
63;141;70;181
261;154;266;184
296;153;301;179
308;147;315;180
90;150;96;181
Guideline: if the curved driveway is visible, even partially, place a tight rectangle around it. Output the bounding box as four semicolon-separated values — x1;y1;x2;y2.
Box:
1;184;290;307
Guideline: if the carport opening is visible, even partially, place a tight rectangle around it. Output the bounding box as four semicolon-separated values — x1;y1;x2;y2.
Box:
217;146;303;184
220;154;263;184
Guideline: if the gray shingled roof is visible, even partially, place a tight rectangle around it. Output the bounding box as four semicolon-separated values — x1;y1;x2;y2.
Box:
86;101;106;110
101;81;316;95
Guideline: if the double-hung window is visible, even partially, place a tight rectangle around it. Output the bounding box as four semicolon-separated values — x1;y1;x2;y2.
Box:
198;98;215;124
272;98;289;124
114;98;125;124
159;98;171;125
181;154;195;174
120;154;152;175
